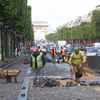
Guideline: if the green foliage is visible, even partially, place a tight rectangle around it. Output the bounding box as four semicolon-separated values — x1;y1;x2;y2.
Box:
0;0;34;40
24;6;34;40
91;10;100;38
46;10;100;41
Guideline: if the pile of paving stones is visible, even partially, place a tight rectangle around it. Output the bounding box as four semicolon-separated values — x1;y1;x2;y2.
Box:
33;77;61;87
32;77;90;88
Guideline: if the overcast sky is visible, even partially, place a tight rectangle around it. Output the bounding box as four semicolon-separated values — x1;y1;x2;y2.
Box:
28;0;100;32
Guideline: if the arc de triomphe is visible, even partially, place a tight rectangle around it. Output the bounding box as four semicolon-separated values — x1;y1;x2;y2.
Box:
33;21;48;40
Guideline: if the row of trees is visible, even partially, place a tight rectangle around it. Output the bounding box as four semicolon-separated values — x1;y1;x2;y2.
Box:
0;0;34;60
46;10;100;44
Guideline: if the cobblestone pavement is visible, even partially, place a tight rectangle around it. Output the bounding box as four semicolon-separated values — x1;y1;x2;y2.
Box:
28;86;100;100
0;54;30;100
28;62;100;100
0;54;100;100
31;63;72;79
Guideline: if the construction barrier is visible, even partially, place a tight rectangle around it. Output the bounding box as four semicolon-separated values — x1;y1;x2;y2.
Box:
87;56;100;71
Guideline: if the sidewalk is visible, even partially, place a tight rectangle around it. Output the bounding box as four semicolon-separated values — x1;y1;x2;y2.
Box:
0;55;22;68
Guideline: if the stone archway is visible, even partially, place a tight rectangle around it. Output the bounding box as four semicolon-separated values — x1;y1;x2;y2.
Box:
33;21;48;40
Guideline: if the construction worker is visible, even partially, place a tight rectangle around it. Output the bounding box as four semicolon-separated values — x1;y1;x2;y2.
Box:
30;48;46;87
30;49;43;69
60;47;65;62
50;47;56;63
68;47;87;86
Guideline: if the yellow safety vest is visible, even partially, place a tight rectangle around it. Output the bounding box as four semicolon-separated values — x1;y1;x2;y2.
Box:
31;53;43;69
69;51;86;66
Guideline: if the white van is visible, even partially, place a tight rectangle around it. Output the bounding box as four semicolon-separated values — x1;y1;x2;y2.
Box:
93;42;100;56
93;42;100;49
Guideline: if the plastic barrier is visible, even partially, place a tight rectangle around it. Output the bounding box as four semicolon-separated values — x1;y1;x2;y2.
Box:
87;56;100;71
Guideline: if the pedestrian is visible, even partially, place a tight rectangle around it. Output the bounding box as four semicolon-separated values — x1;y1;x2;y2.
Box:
68;47;87;86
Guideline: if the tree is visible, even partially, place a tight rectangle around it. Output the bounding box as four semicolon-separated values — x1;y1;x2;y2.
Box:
91;10;100;41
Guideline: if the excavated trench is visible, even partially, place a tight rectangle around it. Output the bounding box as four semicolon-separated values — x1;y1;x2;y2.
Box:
30;63;100;88
31;76;100;88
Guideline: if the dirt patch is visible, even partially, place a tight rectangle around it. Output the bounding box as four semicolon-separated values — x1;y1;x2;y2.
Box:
56;79;73;86
94;86;100;92
29;80;33;90
84;67;96;74
70;67;97;80
81;73;96;80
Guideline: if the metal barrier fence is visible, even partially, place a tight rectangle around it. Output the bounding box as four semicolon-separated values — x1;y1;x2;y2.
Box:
87;56;100;71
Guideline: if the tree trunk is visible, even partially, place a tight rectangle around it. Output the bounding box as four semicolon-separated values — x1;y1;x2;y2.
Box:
1;27;4;61
5;33;9;59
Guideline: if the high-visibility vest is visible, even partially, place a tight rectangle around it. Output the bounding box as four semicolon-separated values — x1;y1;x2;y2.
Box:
61;49;65;56
69;51;86;66
50;49;56;56
31;53;43;69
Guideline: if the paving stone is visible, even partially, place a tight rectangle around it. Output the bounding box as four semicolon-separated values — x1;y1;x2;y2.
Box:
0;54;29;100
28;86;100;100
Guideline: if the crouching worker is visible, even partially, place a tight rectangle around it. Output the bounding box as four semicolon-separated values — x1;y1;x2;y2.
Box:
68;47;87;86
30;48;46;87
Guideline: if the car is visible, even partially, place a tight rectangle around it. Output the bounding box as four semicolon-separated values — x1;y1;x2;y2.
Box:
66;46;74;54
93;42;100;49
86;47;98;56
97;49;100;56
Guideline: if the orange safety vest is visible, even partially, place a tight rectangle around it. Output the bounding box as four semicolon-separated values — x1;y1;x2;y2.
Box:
61;49;65;56
50;49;56;56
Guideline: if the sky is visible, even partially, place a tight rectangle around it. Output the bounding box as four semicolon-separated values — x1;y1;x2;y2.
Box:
28;0;100;33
